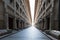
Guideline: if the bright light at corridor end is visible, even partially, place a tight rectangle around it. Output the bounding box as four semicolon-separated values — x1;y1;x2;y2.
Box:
29;0;35;26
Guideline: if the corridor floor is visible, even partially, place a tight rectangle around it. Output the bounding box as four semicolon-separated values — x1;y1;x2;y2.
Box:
1;26;51;40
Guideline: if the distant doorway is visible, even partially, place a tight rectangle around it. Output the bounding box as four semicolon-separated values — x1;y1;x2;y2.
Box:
8;17;13;29
16;20;19;28
46;16;50;30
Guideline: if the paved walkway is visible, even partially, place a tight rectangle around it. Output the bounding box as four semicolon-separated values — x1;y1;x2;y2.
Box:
1;26;51;40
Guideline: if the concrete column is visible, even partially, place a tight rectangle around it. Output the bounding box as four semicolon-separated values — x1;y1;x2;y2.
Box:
5;14;9;30
20;20;21;29
13;0;17;30
50;12;54;30
50;13;52;30
13;18;17;29
20;20;22;29
22;21;23;29
42;19;44;30
44;18;46;30
41;20;43;30
50;0;54;30
18;19;20;29
45;18;47;30
23;22;24;28
21;21;23;29
24;22;26;27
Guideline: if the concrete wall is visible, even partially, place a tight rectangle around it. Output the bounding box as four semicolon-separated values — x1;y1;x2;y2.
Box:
0;1;4;29
35;0;60;31
0;0;31;29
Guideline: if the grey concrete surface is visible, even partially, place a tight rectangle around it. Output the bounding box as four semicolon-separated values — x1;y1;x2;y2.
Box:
0;26;51;40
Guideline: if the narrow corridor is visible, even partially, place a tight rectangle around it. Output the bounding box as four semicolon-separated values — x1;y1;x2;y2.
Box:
1;26;51;40
0;0;60;40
